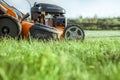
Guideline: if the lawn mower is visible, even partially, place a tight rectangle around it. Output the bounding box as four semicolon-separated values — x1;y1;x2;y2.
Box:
0;0;85;40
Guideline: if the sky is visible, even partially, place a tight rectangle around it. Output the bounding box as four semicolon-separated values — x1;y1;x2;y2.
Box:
5;0;120;18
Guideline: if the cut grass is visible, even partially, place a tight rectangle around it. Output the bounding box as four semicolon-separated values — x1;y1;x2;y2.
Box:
0;37;120;80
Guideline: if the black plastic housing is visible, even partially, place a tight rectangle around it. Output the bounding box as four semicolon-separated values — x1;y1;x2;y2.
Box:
31;3;65;14
29;24;59;40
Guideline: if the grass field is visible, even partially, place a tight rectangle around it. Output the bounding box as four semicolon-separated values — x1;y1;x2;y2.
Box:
85;30;120;38
0;30;120;80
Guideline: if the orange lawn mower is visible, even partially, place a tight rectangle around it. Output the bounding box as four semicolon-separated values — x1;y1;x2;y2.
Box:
0;0;85;40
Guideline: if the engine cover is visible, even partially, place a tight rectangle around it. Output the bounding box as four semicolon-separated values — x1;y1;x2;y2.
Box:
31;3;65;14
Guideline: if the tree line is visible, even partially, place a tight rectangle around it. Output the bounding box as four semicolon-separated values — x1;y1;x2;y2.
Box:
68;16;120;30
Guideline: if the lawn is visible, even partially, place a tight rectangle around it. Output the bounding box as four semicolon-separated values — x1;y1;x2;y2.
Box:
0;30;120;80
85;30;120;38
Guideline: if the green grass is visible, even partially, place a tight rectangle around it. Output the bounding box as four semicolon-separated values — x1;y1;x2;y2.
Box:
85;30;120;38
0;32;120;80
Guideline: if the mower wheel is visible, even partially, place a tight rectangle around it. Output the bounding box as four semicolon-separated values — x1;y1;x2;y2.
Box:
63;24;85;40
0;15;21;38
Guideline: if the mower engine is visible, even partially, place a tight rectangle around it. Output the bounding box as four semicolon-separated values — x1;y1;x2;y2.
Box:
31;3;66;28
